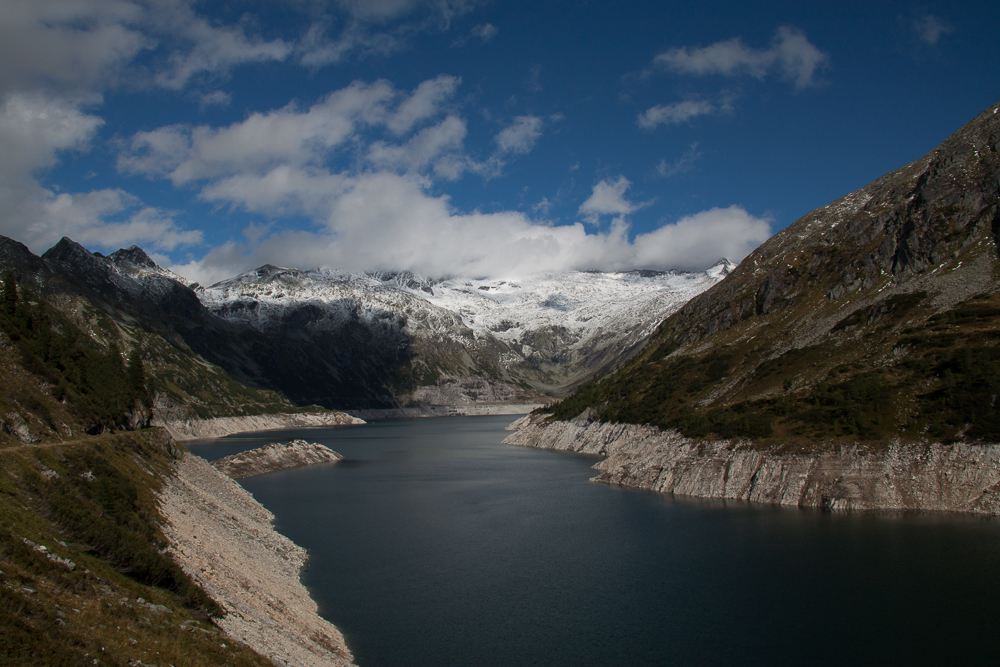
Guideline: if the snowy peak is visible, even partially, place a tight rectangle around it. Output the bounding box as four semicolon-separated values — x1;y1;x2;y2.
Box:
199;264;731;399
705;258;737;279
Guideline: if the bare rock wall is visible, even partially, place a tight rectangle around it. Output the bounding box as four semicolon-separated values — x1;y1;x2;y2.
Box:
503;414;1000;514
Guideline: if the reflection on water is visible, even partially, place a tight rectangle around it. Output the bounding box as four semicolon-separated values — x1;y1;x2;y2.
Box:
188;416;1000;667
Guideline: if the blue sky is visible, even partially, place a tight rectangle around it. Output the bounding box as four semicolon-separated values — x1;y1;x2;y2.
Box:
2;0;998;283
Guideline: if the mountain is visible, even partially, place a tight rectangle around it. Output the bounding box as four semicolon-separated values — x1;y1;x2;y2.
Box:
198;261;733;404
1;231;731;421
548;98;1000;446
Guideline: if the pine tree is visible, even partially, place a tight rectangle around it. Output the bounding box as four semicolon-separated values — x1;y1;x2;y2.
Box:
127;345;151;408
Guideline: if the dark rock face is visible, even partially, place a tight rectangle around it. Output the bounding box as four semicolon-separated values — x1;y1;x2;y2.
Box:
3;234;416;410
108;245;157;269
666;100;1000;349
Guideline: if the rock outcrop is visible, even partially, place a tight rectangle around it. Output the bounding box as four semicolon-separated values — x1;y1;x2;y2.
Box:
504;414;1000;514
212;440;344;479
155;411;364;441
158;451;356;667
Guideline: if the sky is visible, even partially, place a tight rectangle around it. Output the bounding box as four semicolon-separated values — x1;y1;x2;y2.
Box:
2;0;998;284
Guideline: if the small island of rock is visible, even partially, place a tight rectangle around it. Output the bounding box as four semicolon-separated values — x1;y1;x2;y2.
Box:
212;440;344;479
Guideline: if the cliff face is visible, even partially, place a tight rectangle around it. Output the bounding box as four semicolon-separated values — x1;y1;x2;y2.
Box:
504;415;1000;514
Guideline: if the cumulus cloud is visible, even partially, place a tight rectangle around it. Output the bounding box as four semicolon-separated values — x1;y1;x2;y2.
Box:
152;3;293;89
0;0;151;96
494;115;544;155
913;15;953;47
578;176;652;224
40;189;202;251
638;100;716;129
653;26;828;89
168;170;771;284
0;0;297;254
368;115;468;178
119;76;466;184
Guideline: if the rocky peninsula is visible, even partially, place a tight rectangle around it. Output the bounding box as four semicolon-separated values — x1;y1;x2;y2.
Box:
213;440;344;479
504;414;1000;514
158;450;356;667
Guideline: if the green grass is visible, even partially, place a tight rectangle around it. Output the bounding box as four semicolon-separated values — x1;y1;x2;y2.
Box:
0;431;274;667
545;290;1000;449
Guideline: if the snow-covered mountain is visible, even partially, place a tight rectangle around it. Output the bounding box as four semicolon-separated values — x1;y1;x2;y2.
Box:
199;260;735;401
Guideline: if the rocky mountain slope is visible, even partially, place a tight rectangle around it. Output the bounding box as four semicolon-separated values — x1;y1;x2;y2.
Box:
547;98;1000;447
4;232;731;414
199;261;732;404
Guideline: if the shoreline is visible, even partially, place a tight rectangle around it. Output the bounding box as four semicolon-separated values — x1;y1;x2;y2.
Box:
346;403;544;421
158;449;357;667
155;411;365;441
503;413;1000;515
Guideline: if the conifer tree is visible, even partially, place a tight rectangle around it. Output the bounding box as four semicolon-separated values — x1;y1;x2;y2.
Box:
127;345;151;408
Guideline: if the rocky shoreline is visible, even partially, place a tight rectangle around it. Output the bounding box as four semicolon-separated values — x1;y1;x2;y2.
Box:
348;402;544;421
158;451;357;667
503;414;1000;514
155;411;365;441
212;440;344;479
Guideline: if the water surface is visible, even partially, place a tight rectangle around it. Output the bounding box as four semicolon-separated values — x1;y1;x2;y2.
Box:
189;416;1000;666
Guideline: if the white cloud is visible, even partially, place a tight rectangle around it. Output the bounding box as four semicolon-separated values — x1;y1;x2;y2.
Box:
368;115;468;178
0;93;104;177
40;189;201;251
653;26;828;89
631;206;771;268
0;0;151;96
151;1;293;89
119;77;463;183
638;100;716;129
578;176;652;224
168;170;771;282
199;90;231;109
0;0;292;255
298;20;402;67
471;23;498;43
494;115;544;155
913;15;953;47
386;75;461;134
656;142;701;178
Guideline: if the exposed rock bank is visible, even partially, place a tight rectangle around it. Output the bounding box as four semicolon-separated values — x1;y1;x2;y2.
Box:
349;403;543;421
504;414;1000;514
158;451;356;667
213;440;344;479
155;411;365;441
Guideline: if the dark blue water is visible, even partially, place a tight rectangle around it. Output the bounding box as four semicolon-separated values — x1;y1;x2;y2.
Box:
189;416;1000;667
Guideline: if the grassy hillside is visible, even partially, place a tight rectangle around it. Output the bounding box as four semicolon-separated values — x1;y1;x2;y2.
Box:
0;430;274;666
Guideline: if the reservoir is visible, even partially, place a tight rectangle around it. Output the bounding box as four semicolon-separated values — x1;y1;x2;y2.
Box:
189;415;1000;666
